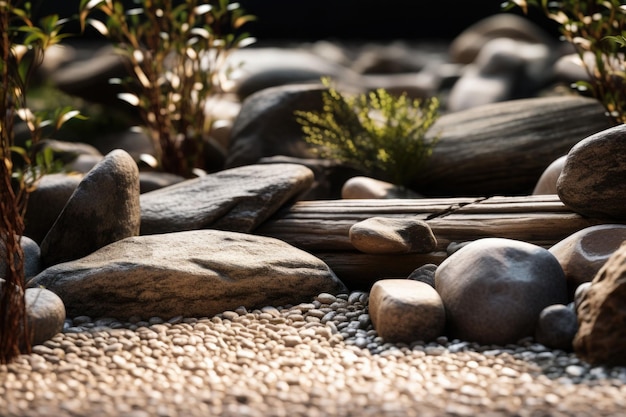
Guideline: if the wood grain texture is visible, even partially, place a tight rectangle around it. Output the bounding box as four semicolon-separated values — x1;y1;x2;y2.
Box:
255;195;616;289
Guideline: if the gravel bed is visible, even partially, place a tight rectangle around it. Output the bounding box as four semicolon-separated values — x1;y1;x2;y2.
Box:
1;291;625;417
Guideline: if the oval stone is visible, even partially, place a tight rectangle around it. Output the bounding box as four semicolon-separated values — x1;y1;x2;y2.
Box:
435;238;568;345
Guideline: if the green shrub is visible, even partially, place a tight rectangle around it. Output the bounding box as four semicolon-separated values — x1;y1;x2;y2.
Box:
295;78;441;187
504;0;626;124
1;0;77;363
79;0;256;178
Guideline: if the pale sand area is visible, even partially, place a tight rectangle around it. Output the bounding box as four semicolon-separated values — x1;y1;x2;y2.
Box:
1;291;625;417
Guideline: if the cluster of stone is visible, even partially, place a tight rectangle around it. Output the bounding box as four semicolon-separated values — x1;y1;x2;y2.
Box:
1;12;625;369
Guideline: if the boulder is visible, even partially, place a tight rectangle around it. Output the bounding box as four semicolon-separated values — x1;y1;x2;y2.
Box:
557;123;626;220
28;230;347;319
227;47;355;100
258;155;361;200
407;264;438;288
0;280;65;346
574;242;626;366
140;163;314;235
40;149;141;268
435;238;568;345
224;84;327;169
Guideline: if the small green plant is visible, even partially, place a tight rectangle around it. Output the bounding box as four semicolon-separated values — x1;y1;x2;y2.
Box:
295;78;441;187
79;0;255;178
503;0;626;124
1;0;79;363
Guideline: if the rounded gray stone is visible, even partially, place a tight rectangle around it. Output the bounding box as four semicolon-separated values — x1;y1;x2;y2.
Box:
535;304;578;351
435;237;568;345
25;287;66;346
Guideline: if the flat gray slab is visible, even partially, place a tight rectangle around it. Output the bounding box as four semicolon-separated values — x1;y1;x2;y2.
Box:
140;163;314;235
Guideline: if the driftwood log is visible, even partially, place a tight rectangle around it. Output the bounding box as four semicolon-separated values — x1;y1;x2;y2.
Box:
412;96;613;196
255;195;617;290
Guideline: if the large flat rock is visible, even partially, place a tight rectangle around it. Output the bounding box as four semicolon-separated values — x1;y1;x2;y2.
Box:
28;230;347;319
140;163;314;235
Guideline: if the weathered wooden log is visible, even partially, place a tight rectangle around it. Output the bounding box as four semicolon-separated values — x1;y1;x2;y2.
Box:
255;195;615;289
413;95;613;196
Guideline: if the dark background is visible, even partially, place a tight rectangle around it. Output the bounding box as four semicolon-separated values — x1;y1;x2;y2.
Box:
32;1;559;42
237;1;544;41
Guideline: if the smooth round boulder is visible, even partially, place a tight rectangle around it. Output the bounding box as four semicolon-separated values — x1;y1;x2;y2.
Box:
435;238;568;345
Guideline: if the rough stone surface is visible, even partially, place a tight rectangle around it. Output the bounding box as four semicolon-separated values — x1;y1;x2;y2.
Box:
534;303;578;351
557;123;626;220
39;149;140;268
349;217;437;254
369;279;445;343
435;238;568;345
574;242;626;366
550;224;626;298
25;287;66;346
140;163;314;235
28;230;347;319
